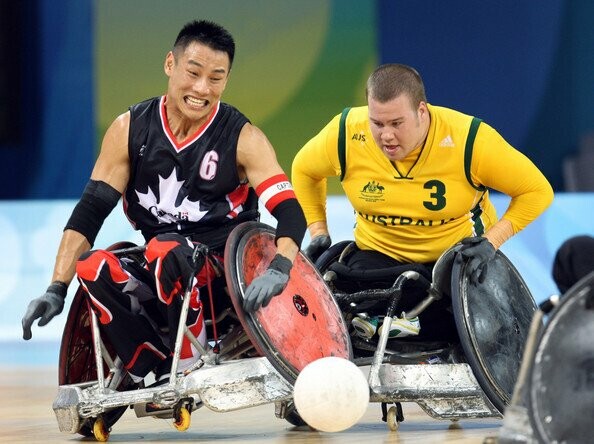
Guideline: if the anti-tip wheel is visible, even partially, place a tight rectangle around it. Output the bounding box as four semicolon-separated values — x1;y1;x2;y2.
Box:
92;416;110;442
173;406;191;431
449;418;461;429
387;406;400;431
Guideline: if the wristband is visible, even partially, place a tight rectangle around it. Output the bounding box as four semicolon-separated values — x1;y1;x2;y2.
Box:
268;254;292;275
47;281;68;299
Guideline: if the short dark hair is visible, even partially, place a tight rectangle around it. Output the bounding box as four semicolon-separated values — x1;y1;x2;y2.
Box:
366;64;426;107
173;20;235;68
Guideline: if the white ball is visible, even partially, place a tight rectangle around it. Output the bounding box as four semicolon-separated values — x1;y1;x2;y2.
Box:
293;356;370;432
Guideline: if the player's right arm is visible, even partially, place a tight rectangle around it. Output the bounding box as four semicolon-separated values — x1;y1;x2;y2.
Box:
55;111;131;285
21;112;131;340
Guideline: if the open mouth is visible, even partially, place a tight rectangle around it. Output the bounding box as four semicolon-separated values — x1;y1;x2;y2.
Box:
185;96;208;109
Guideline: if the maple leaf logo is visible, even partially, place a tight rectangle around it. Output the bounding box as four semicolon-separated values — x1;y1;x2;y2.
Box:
135;169;208;224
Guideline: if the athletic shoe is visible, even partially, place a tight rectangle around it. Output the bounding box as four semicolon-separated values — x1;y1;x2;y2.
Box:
351;315;379;339
378;316;421;338
424;355;444;365
153;354;203;385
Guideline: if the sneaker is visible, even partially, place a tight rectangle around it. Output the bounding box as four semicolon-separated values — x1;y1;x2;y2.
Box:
424;355;444;365
378;316;420;338
153;354;204;385
351;315;379;339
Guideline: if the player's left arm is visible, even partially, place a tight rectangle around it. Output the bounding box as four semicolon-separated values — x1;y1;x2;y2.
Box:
237;123;307;311
237;123;306;260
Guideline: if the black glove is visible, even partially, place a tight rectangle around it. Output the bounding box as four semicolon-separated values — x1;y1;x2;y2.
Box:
243;254;292;312
455;237;496;285
22;281;68;340
304;234;332;263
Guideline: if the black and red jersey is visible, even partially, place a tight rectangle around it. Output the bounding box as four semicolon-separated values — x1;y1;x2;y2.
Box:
123;96;258;248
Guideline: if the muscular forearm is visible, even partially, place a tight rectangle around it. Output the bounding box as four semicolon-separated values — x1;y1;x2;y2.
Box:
275;236;300;262
308;221;329;239
52;229;92;285
484;218;514;250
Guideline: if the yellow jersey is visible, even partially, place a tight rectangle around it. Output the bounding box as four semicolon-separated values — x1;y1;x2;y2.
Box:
292;104;553;263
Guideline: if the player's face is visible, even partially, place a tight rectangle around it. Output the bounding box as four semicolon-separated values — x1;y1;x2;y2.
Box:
164;41;230;125
368;94;429;162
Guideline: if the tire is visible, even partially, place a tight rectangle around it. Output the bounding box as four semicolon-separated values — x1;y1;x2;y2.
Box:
450;250;536;414
285;408;308;427
314;240;354;274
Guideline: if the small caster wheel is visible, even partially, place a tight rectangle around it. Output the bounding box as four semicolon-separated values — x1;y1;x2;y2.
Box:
386;406;400;431
93;416;110;442
174;406;191;431
449;418;461;429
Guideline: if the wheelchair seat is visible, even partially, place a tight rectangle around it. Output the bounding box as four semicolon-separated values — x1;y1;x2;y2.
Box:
316;241;431;293
315;242;438;321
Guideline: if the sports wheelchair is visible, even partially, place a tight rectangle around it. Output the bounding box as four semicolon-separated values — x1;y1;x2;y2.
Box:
312;239;537;431
498;270;594;444
53;222;351;441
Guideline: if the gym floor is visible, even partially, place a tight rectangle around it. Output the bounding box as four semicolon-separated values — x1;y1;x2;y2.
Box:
1;367;501;443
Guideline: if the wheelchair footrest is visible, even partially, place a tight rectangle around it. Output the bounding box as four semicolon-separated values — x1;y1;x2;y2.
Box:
369;363;501;420
53;357;294;434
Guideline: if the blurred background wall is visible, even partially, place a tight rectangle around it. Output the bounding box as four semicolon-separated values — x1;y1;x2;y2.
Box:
1;0;594;362
1;0;593;199
0;0;94;198
0;0;375;198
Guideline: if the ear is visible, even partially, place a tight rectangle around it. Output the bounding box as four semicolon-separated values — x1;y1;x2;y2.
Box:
164;51;174;75
418;101;428;119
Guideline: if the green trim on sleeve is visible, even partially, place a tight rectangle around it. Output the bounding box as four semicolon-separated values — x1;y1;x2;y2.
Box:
464;117;486;191
470;199;486;235
338;107;351;182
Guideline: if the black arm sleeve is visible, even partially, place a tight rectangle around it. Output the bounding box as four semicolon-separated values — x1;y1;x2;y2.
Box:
271;198;307;248
64;180;121;246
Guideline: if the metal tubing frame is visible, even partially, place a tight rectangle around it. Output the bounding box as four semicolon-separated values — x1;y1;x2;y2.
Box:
368;270;420;388
90;309;106;392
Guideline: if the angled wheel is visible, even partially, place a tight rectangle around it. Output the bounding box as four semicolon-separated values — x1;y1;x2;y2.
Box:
284;404;307;427
528;271;594;443
59;241;140;436
224;222;352;383
450;248;536;413
285;412;307;427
